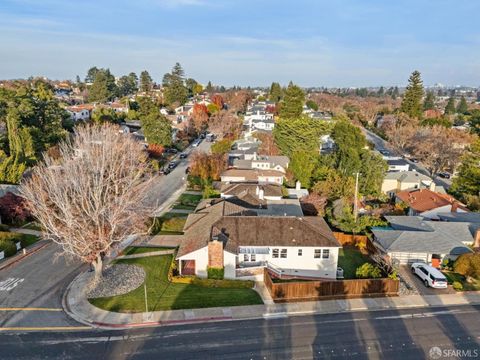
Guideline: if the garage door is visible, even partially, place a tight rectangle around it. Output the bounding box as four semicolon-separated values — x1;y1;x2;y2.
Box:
390;252;428;265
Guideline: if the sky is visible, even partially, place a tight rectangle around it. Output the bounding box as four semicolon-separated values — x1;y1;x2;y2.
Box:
0;0;479;87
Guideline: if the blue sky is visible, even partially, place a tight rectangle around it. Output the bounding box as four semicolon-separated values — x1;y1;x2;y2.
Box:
1;0;479;87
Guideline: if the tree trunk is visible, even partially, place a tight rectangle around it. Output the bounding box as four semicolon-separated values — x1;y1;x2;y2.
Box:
92;254;103;284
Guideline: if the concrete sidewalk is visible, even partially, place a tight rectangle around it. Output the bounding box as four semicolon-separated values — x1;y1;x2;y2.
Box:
64;270;480;330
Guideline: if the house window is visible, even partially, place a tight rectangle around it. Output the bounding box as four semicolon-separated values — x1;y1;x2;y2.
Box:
281;249;287;258
322;249;330;259
298;249;302;256
244;254;248;262
314;249;321;258
251;254;256;262
272;249;279;258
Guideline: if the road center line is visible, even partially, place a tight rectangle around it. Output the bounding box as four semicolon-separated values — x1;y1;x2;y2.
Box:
0;308;63;312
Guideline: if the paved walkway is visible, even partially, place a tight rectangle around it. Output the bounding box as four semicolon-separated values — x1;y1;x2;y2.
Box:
183;190;202;195
116;249;175;260
64;270;480;330
167;208;194;214
9;228;43;236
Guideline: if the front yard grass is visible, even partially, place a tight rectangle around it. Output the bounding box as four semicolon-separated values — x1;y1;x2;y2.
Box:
123;246;175;256
172;193;202;210
338;246;373;279
89;255;263;312
0;232;40;257
150;214;187;235
442;271;480;291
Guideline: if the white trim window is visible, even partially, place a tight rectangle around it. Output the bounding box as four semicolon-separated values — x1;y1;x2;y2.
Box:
314;249;321;258
298;249;302;256
322;249;330;259
272;249;279;258
281;249;287;258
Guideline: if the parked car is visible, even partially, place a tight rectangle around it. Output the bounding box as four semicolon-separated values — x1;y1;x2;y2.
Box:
379;149;390;156
438;172;451;179
206;133;215;142
168;161;178;169
179;152;188;159
410;158;419;163
192;139;201;147
165;148;178;154
161;167;170;175
411;262;448;289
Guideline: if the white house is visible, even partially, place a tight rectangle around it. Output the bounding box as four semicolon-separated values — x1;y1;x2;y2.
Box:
382;171;435;197
66;106;90;121
232;154;289;174
176;201;341;280
386;158;410;172
220;169;285;186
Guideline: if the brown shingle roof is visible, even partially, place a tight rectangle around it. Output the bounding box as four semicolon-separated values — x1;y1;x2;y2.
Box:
220;183;283;197
221;168;284;181
212;216;340;254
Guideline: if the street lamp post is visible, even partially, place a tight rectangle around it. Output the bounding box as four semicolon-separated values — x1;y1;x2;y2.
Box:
353;172;360;223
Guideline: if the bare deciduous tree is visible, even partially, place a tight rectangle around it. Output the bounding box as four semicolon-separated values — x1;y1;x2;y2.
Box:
20;124;154;281
208;110;242;139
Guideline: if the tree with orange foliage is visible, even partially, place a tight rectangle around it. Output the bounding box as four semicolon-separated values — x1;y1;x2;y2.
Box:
147;143;165;157
208;110;242;139
189;151;226;182
254;132;280;155
192;103;209;132
211;94;224;110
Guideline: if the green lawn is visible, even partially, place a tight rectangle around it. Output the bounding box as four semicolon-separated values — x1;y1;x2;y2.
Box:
89;255;263;312
150;214;187;235
0;232;40;257
21;222;43;231
171;194;202;210
442;271;480;291
123;246;175;256
338;247;373;279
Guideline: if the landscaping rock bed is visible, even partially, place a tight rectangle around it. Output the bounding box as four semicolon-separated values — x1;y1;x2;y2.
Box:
87;264;145;299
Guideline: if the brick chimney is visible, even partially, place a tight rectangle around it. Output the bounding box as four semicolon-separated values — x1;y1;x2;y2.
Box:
474;229;480;249
208;240;224;268
451;201;459;213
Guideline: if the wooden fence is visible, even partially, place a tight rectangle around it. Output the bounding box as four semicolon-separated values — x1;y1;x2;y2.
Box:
333;232;377;254
263;269;399;303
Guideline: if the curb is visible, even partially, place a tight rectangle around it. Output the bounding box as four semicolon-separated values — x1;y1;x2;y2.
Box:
0;241;50;271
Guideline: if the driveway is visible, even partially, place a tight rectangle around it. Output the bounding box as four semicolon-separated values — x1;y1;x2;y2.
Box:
399;265;455;296
0;242;86;329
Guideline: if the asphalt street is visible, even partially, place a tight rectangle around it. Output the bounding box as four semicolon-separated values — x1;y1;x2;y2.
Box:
1;305;479;359
362;127;453;190
145;139;211;213
0;242;84;329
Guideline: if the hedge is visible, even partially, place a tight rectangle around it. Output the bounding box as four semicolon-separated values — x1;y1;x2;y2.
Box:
0;224;10;232
207;266;224;280
0;238;17;257
171;276;254;289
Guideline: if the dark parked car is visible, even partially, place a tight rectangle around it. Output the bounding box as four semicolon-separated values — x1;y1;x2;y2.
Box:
438;172;451;179
168;161;178;169
379;149;390;156
161;167;170;175
410;158;419;163
165;148;178;154
179;153;188;159
185;167;190;174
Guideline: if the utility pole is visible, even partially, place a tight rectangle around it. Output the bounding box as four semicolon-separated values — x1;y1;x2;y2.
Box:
353;172;360;223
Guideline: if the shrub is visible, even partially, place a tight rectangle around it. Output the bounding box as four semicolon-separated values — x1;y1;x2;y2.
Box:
454;253;480;278
207;267;224;280
0;224;10;232
0;192;32;226
0;238;16;257
355;263;382;279
162;217;186;233
171;276;254;289
388;270;399;280
452;281;464;291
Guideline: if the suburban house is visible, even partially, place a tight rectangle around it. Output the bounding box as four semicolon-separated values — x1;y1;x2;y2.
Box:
371;216;473;266
437;212;480;247
66;105;91;121
176;199;341;280
386;158;410;172
395;188;468;220
220;168;285;186
232;154;289;174
382;171;435;196
221;183;283;201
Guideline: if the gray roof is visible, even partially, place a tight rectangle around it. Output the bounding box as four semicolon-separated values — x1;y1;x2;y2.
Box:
438;212;480;223
372;216;473;255
0;184;20;198
387;159;410;166
384;171;432;183
232;159;252;169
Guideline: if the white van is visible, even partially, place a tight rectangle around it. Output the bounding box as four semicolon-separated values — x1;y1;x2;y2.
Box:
411;262;448;289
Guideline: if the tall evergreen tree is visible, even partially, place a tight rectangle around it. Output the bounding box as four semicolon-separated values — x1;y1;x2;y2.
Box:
392;86;399;99
269;82;283;103
444;97;456;115
85;66;99;83
88;69;117;102
139;70;153;93
162;63;188;106
400;70;424;119
423;91;436;110
205;81;214;94
456;96;468;114
118;73;138;97
278;82;305;119
377;86;384;96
